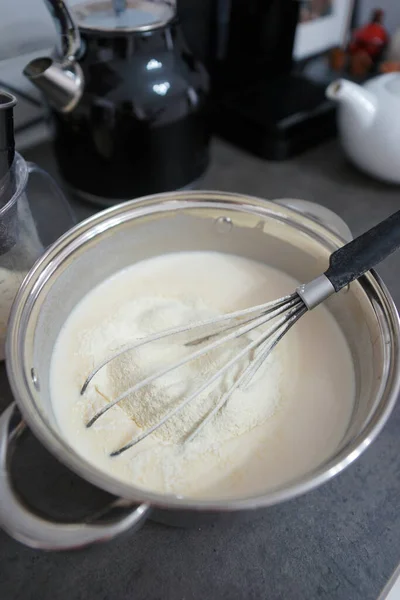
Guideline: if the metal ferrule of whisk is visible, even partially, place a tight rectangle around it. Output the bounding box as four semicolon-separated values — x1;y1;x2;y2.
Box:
80;274;336;458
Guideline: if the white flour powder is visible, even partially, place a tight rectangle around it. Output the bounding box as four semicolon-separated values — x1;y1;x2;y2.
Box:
81;295;283;446
51;252;355;499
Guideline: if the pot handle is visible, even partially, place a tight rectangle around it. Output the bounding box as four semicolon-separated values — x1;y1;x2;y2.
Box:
0;403;151;550
274;198;353;243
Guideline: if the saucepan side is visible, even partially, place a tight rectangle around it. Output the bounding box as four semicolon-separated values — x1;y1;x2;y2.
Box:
1;191;399;550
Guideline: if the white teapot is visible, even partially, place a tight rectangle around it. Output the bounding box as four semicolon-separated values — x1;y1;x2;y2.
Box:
326;74;400;184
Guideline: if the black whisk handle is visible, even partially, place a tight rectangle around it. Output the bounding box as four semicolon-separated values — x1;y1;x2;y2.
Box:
325;210;400;292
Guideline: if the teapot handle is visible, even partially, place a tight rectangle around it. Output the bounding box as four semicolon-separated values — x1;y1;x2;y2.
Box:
26;161;76;247
0;403;151;550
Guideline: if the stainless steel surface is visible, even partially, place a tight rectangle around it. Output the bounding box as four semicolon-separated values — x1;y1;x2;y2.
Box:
296;274;336;310
2;191;400;550
274;198;353;242
0;403;150;550
23;58;84;114
82;292;305;455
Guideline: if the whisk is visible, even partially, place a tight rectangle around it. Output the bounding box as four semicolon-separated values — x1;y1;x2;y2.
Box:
82;210;400;456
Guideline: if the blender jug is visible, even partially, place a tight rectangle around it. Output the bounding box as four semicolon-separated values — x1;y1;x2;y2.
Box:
0;91;74;359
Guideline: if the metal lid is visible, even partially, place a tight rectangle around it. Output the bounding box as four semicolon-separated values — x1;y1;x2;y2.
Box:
73;0;175;33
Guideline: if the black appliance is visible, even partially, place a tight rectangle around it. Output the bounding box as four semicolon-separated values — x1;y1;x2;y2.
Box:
24;1;210;205
210;0;337;160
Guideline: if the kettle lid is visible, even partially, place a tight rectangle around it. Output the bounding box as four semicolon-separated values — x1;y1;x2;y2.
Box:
73;0;175;33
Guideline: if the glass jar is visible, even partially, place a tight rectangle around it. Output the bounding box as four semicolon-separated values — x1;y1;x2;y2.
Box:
0;151;74;359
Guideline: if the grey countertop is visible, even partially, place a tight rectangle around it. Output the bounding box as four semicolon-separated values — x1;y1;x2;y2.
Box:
1;138;400;600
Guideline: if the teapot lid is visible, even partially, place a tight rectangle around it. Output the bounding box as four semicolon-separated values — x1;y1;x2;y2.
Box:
73;0;175;33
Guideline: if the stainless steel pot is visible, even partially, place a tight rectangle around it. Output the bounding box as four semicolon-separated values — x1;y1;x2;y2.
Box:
1;191;399;550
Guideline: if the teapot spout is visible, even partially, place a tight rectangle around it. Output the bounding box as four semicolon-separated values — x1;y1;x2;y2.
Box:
23;0;83;113
326;79;377;128
23;57;84;113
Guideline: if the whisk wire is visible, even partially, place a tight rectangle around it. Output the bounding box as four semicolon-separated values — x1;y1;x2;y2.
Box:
239;302;307;391
185;304;306;444
110;309;299;456
81;293;298;395
86;309;279;428
81;293;307;456
185;295;302;347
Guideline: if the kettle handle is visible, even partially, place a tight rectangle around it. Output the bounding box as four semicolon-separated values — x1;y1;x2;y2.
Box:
0;403;151;550
44;0;81;62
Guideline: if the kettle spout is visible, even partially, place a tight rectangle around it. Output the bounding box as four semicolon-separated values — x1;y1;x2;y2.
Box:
326;79;376;128
23;57;84;113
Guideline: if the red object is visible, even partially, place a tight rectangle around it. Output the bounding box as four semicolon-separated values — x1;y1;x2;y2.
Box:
349;9;389;60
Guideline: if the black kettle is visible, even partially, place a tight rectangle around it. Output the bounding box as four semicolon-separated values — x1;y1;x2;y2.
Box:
24;0;210;205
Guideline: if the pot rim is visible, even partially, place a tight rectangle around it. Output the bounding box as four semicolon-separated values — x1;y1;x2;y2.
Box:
6;190;400;511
